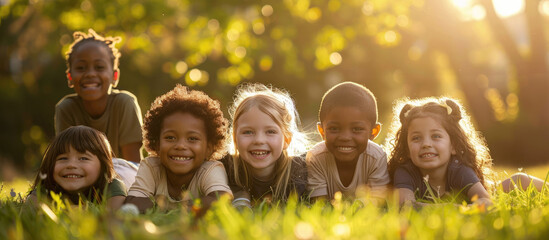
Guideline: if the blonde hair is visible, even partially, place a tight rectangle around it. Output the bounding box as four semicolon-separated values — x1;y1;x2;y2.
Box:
228;83;310;201
385;97;493;188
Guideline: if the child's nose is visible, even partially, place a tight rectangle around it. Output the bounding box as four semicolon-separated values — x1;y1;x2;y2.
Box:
339;129;352;140
253;132;266;144
65;158;78;168
174;139;188;150
84;68;98;77
421;139;432;148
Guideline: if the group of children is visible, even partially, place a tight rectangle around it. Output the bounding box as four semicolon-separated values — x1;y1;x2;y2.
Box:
27;29;546;213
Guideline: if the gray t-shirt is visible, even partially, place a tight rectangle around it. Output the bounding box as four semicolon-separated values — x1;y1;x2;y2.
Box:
306;140;390;200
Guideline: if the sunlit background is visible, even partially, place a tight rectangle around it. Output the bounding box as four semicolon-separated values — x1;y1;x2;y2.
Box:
1;0;549;179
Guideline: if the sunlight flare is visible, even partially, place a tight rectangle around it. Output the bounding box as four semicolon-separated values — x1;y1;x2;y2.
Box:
492;0;523;18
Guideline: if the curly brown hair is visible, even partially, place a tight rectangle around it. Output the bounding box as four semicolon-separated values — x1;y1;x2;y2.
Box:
143;84;228;160
385;97;493;188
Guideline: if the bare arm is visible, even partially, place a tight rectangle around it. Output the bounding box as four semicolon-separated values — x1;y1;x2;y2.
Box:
467;182;492;206
25;192;39;207
398;188;417;206
120;142;142;164
107;196;126;211
194;191;232;218
500;173;548;192
310;195;328;204
124;196;154;214
396;188;437;209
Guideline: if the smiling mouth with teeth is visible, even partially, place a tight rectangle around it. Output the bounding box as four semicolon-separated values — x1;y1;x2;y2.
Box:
82;83;100;88
250;151;270;156
420;153;437;158
63;174;83;178
337;146;355;151
171;156;193;161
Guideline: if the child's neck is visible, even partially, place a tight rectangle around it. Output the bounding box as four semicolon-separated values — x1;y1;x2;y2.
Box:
335;158;358;187
165;169;196;200
251;165;276;182
82;96;109;119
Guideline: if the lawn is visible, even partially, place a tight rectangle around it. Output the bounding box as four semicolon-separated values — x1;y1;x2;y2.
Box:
1;167;549;239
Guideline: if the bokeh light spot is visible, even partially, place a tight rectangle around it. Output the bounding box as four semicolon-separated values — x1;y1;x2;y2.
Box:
262;5;274;17
144;221;157;234
294;222;314;239
329;52;342;65
189;69;202;82
175;61;188;74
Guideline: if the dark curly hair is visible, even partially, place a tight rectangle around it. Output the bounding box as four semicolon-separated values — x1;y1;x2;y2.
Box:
143;84;228;160
385;97;493;188
65;29;122;74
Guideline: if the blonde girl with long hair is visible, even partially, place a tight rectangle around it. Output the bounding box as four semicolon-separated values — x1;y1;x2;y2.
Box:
222;83;310;208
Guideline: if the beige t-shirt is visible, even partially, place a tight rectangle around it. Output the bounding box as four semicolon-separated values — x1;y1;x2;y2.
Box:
306;140;390;200
128;156;232;210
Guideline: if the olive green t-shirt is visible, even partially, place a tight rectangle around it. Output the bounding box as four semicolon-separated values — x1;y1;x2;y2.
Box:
54;90;143;157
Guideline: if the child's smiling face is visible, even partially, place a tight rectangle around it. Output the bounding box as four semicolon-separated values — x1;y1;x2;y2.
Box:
319;106;376;163
159;112;211;177
69;41;117;104
53;146;101;194
407;116;456;173
235;106;286;179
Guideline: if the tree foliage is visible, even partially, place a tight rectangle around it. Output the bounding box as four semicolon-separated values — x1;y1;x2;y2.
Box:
0;0;547;170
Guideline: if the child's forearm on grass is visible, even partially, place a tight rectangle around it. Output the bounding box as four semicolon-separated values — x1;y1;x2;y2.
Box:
107;195;126;211
124;196;154;213
194;191;231;218
310;195;327;203
467;182;492;206
25;192;39;207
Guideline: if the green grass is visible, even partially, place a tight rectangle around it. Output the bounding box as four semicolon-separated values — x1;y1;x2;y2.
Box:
2;170;549;240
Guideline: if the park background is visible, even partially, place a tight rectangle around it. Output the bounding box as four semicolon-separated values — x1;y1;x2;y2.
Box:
1;0;549;180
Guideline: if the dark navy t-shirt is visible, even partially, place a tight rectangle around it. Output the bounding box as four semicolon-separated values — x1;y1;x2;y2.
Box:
221;155;308;202
393;159;480;202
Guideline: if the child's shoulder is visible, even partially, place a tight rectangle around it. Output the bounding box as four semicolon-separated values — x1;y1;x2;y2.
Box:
141;156;163;168
110;89;139;102
365;140;386;159
307;141;330;156
291;155;306;167
56;93;80;107
195;160;224;177
201;160;223;169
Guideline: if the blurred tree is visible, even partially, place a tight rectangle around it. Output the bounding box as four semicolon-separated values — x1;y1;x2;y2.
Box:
415;0;549;165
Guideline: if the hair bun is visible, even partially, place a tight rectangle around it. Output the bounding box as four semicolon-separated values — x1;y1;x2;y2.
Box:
445;99;462;121
399;104;413;124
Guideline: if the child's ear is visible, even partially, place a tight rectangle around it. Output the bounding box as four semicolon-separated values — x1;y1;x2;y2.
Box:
369;123;381;140
317;122;326;140
112;69;120;88
67;73;74;88
206;143;214;160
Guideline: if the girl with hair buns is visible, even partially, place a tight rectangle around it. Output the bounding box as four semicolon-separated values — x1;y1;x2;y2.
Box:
386;97;493;207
